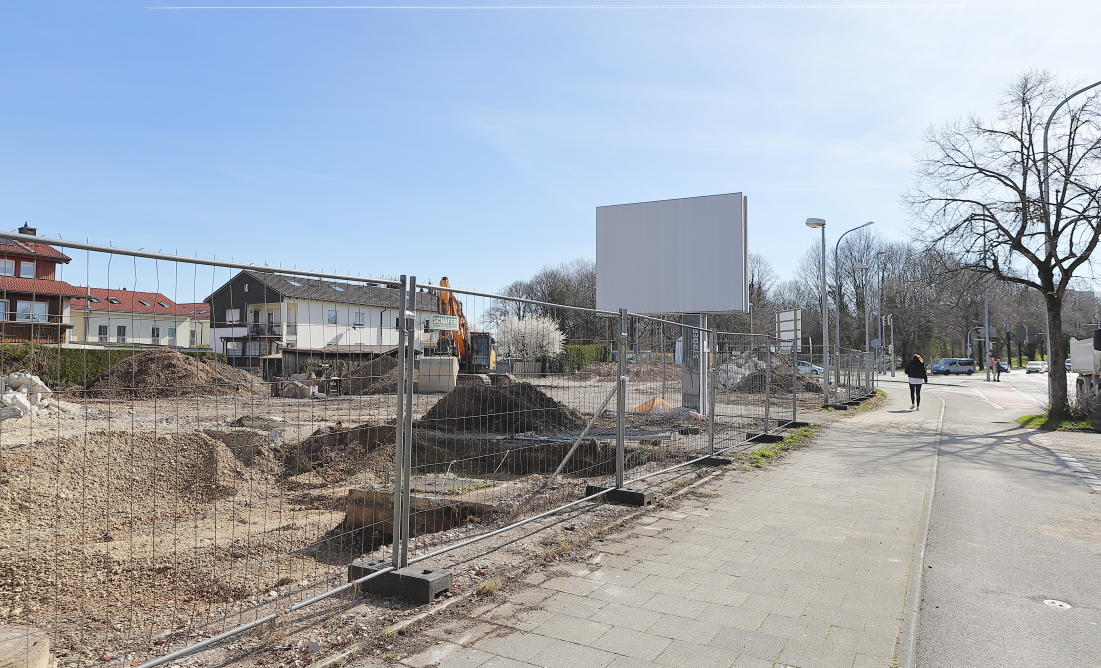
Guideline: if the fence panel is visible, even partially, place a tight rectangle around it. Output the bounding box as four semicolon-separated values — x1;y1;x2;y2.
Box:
0;239;409;667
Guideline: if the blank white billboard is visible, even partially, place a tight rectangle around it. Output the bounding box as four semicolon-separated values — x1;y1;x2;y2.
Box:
596;193;748;314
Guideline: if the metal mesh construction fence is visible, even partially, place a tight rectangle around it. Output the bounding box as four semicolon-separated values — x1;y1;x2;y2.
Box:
0;234;871;667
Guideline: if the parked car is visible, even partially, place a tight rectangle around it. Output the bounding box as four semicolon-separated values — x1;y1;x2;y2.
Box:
1025;360;1049;373
930;358;975;375
1065;358;1072;371
795;360;823;375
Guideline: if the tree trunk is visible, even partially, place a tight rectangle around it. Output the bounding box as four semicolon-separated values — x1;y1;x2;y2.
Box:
1045;294;1069;418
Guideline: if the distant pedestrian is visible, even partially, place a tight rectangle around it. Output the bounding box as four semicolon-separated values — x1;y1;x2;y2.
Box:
993;358;1002;381
904;354;928;410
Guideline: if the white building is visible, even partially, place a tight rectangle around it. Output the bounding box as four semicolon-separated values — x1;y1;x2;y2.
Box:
205;271;438;366
70;288;211;348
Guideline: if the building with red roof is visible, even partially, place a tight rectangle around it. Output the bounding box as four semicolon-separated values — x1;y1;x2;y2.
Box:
0;225;84;344
70;289;211;348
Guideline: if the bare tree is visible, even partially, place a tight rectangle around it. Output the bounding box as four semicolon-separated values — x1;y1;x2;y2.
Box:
907;71;1101;416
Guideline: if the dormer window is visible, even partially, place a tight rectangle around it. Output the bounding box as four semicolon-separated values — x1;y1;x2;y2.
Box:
107;297;121;305
138;300;151;307
88;297;101;304
331;285;345;292
157;302;169;308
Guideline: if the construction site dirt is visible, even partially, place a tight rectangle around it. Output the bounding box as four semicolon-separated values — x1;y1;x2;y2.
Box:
0;373;827;663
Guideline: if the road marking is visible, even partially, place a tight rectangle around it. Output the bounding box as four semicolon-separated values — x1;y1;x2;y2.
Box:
971;388;1004;410
1052;451;1101;492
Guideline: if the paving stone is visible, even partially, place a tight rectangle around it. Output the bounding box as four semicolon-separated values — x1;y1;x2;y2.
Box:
401;641;494;668
581;567;650;587
707;625;787;661
634;574;699;597
699;603;767;631
644;614;723;644
640;592;711;619
540;591;609;618
588;602;666;632
590;625;673;661
778;638;860;668
629;560;689;579
543;576;604;596
528;638;618;668
473;631;556;662
653;639;738;668
590;583;658;607
532;613;612;645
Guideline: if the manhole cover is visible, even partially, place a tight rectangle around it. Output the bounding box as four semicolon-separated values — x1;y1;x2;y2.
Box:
1044;599;1072;609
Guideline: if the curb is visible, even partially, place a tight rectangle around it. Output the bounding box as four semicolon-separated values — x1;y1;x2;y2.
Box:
897;395;945;668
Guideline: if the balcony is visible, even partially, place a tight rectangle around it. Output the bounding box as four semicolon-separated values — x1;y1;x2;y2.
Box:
0;318;74;345
248;323;283;336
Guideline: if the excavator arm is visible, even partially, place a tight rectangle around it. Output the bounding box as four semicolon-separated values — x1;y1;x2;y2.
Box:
437;277;469;359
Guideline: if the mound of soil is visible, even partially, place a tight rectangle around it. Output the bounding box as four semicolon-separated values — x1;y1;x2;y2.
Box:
344;355;404;395
417;382;585;433
89;349;264;398
734;366;822;394
573;361;681;382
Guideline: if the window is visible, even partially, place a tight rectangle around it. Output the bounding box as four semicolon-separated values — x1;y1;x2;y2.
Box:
244;283;249;292
188;329;196;347
107;297;121;305
0;260;13;276
0;300;6;320
151;326;160;345
225;309;240;323
331;285;345;292
138;300;151;307
115;325;127;343
158;302;169;308
88;296;101;304
246;341;260;356
327;310;338;325
19;261;34;278
353;311;365;327
98;324;108;343
226;341;242;356
424;319;431;333
16;301;48;323
287;280;302;287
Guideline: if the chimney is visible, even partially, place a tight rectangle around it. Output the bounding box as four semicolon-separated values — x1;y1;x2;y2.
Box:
18;223;36;236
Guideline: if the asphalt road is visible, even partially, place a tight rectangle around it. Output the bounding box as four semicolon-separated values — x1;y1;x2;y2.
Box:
891;372;1101;667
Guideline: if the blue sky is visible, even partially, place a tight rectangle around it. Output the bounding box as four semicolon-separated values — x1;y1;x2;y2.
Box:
2;2;1099;296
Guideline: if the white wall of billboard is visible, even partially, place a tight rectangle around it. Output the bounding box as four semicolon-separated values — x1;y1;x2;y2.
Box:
596;193;748;314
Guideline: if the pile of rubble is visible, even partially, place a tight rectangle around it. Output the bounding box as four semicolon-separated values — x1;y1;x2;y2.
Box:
0;372;71;420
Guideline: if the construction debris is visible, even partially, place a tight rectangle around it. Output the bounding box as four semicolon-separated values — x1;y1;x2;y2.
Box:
0;372;69;420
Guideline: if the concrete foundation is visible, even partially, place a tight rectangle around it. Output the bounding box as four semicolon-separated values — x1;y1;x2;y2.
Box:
586;484;654;506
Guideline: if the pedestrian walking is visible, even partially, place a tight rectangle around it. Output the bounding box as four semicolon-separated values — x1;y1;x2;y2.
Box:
993;358;1002;381
904;354;928;410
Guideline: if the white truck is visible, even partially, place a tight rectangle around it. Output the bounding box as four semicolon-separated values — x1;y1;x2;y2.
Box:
1069;328;1101;409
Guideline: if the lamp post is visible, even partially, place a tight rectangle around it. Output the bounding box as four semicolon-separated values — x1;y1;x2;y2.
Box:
833;222;876;394
805;218;829;406
1042;80;1101;401
855;262;871;392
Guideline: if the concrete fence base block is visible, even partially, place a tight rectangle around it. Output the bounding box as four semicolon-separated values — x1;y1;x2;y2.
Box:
585;484;654;506
823;403;849;410
348;559;452;604
746;433;784;444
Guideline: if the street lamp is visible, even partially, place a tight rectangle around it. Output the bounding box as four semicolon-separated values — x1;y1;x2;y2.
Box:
834;222;876;394
855;262;871;392
1042;80;1101;401
806;218;829;406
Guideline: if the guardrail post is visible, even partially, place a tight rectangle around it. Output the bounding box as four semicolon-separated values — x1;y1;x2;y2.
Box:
616;308;627;489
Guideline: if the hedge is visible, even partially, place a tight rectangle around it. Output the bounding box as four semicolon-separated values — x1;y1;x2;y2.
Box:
0;344;228;390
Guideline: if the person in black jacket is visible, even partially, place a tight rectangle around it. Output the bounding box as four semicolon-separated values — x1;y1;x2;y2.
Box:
904;354;928;410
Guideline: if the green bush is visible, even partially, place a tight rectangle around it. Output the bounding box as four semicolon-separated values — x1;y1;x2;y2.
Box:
563;344;608;372
0;343;227;389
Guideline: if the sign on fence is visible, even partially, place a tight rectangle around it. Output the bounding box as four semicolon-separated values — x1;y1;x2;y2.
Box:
775;309;802;351
431;314;461;331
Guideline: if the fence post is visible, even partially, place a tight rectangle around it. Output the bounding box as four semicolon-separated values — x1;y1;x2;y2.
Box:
616;309;627;489
400;275;417;567
707;330;716;457
792;342;798;423
764;336;771;433
391;275;409;569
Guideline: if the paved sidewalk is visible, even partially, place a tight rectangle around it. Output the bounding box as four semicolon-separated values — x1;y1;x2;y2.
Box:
388;389;940;668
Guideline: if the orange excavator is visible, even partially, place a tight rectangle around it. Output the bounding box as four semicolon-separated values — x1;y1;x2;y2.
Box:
434;277;504;383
